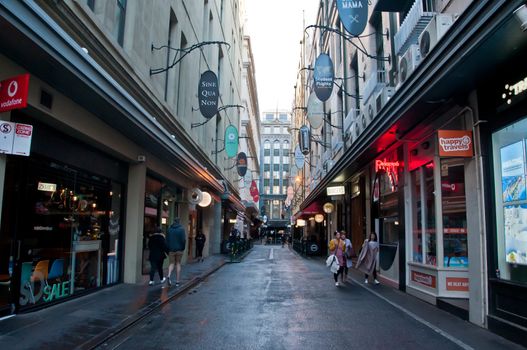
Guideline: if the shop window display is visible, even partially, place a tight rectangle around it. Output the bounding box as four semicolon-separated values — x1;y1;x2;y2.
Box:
492;116;527;283
0;156;124;309
411;163;437;265
441;158;468;268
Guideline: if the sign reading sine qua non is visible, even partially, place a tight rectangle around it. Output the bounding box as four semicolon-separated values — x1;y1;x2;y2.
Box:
198;70;219;119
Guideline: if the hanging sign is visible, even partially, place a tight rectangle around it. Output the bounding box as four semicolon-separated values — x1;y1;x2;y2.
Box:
0;74;30;113
337;0;369;36
198;70;219;119
236;152;248;177
294;145;305;169
327;186;345;196
307;93;324;129
437;130;473;157
244;168;253;183
0;121;33;156
313;54;334;102
224;124;239;158
250;180;259;202
299;125;311;155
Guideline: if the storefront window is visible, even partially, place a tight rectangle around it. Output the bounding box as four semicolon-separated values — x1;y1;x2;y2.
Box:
492;117;527;283
411;163;436;265
441;159;468;268
4;156;124;309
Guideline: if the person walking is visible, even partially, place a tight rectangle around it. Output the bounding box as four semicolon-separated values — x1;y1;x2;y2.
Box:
328;231;346;287
356;232;380;284
166;218;186;287
148;226;169;286
195;231;206;262
341;231;353;283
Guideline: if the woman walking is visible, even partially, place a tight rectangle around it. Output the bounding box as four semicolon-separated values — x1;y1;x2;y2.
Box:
329;231;346;286
195;231;206;262
148;226;169;286
341;231;353;282
356;232;380;284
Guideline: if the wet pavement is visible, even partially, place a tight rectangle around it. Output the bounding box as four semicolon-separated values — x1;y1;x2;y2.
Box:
0;254;227;349
95;246;523;350
0;245;524;350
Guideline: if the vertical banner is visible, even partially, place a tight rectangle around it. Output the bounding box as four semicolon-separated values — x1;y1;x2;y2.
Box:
313;54;334;102
225;124;239;158
337;0;369;36
198;70;219;118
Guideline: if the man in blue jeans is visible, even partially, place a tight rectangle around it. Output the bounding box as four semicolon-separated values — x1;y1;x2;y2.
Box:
166;218;186;286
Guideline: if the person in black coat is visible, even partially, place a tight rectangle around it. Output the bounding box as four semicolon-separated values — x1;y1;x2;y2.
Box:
148;226;169;285
195;231;207;262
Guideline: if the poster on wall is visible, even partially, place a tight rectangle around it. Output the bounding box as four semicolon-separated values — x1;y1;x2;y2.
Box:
504;204;527;265
501;141;526;202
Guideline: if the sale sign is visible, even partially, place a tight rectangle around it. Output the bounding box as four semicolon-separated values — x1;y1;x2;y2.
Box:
0;74;30;113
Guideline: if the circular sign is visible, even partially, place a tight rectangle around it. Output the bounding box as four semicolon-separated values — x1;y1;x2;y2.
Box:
198;70;219;119
313;54;334;102
294;145;305;169
225;125;239;158
337;0;368;36
307;93;324;129
236;152;248;177
309;244;319;253
323;202;334;214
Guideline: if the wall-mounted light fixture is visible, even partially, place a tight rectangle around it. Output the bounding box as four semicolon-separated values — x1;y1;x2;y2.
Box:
315;214;324;223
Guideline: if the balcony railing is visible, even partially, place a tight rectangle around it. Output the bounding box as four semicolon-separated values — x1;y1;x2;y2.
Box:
394;0;435;56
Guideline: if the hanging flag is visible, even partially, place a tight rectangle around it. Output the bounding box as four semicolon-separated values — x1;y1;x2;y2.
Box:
337;0;368;36
313;53;334;102
225;124;239;158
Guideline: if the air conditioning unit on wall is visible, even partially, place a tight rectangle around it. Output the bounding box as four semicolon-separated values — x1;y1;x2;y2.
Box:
398;44;421;85
419;14;454;59
375;86;395;114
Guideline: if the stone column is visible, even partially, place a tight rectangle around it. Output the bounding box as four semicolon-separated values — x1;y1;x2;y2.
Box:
123;162;146;284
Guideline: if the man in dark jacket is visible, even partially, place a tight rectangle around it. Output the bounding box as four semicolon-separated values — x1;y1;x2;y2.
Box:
148;226;169;286
166;218;186;286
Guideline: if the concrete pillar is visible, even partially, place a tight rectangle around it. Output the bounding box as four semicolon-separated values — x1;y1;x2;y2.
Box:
210;200;222;254
123;162;146;284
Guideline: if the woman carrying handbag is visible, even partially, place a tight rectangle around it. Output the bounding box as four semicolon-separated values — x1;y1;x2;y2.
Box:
328;231;346;286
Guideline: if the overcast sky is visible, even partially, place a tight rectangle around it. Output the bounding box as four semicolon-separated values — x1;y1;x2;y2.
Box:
244;0;319;114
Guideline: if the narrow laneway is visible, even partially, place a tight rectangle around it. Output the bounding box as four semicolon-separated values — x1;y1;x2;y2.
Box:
98;246;504;350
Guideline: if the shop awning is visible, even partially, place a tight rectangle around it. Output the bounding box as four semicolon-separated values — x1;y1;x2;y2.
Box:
294;202;322;219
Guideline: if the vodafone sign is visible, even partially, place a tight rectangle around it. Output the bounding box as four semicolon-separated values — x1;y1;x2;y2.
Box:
0;74;30;113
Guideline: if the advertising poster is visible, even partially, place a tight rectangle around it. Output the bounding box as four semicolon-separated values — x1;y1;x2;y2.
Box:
501;141;526;202
504;204;527;265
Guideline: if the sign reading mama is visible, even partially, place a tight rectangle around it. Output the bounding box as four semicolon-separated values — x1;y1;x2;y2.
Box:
438;130;473;157
313;54;334;102
0;74;30;113
198;70;219;119
337;0;368;36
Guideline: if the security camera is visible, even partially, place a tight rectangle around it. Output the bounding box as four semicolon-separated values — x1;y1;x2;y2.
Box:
514;4;527;32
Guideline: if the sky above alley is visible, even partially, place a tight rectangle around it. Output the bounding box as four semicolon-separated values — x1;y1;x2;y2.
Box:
245;0;319;114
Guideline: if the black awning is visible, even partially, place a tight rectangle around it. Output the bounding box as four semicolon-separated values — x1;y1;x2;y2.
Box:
374;0;413;12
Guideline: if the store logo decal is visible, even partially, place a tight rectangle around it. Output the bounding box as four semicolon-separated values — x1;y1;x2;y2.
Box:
439;135;471;152
502;76;527;105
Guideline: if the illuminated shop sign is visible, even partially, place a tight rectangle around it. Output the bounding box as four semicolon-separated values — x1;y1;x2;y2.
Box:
326;186;345;196
502;75;527;105
437;130;473;157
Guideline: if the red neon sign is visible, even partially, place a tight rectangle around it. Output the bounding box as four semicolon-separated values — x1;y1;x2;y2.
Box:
375;158;401;192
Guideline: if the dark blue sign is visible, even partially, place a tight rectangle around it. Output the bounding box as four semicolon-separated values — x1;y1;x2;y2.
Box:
337;0;368;36
313;54;334;102
236;152;248;177
198;70;219;119
299;125;311;155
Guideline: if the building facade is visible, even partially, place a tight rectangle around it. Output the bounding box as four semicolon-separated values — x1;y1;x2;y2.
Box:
0;0;254;316
293;0;527;345
259;111;291;241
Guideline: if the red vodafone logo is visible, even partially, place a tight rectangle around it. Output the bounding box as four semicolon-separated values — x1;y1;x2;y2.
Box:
7;80;18;97
0;74;30;113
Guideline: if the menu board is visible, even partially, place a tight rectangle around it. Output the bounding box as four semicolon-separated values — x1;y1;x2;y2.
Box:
501;141;526;202
501;140;527;265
